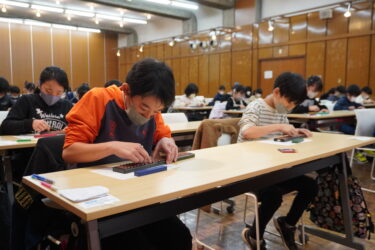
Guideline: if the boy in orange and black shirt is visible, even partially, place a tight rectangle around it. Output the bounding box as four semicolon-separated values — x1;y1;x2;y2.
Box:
63;58;192;250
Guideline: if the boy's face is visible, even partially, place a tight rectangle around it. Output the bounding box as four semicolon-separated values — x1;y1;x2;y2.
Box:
273;88;296;111
128;95;164;119
307;85;320;99
346;94;358;102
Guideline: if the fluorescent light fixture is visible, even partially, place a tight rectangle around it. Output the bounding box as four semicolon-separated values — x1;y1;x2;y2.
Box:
24;19;51;27
0;1;29;8
146;14;152;20
31;4;64;13
146;0;171;5
52;24;77;30
65;9;95;17
171;1;198;10
96;14;122;21
78;27;100;33
122;17;147;24
0;17;23;23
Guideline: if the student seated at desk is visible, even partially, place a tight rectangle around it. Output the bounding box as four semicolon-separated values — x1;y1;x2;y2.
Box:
208;85;230;106
226;85;247;110
356;86;373;104
248;88;263;103
9;85;21;105
0;77;13;111
291;75;327;114
333;84;363;111
239;72;317;250
328;85;346;102
63;58;192;250
173;83;204;108
319;87;335;101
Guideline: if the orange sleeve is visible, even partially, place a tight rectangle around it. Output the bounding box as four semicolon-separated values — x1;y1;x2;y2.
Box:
63;87;119;149
153;112;171;144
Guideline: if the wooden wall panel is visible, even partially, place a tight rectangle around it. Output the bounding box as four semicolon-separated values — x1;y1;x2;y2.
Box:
258;48;273;59
307;12;326;39
32;26;52;83
232;25;252;50
273;21;289;43
369;35;375;90
349;2;372;34
105;33;119;82
198;55;209;96
258;21;273;45
327;8;349;36
0;22;12;83
289;44;306;56
231;51;251;86
156;44;164;60
325;39;347;89
180;57;189;92
71;31;89;88
89;33;105;87
219;53;232;91
188;56;199;85
171;59;181;95
273;46;288;58
346;36;370;86
290;15;307;41
208;54;220;97
306;42;325;82
52;29;71;84
11;24;32;88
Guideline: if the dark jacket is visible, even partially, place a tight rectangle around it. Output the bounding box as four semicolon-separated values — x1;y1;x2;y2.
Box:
0;93;72;135
0;95;13;111
225;97;247;110
292;98;327;114
208;93;230;106
333;96;362;111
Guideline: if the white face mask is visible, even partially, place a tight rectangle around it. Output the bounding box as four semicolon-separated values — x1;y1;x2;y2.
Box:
219;91;225;95
246;91;251;96
350;97;357;102
307;91;318;99
124;94;149;126
362;94;369;100
188;93;196;99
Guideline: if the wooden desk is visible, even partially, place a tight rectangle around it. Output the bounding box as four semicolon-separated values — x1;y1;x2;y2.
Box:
363;103;375;108
172;106;213;111
287;111;355;131
168;121;201;134
24;133;375;250
172;107;212;121
223;109;244;117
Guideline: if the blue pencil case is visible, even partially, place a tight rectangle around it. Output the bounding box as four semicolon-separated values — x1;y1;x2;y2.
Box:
134;165;167;176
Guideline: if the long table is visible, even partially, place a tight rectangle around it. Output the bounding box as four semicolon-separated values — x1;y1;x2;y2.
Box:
23;132;375;250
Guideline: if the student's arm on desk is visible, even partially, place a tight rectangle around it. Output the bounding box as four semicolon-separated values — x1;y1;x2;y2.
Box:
62;141;152;164
241;124;312;140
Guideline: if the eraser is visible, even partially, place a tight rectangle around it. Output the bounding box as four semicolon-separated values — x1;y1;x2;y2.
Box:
134;165;167;176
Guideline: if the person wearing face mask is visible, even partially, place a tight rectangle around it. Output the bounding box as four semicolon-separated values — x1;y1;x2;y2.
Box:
355;86;373;104
1;67;72;135
239;72;316;250
333;84;363;111
208;85;230;106
173;82;204;108
62;58;192;250
328;85;346;102
248;88;263;102
9;85;21;105
291;75;328;114
0;77;13;111
226;85;248;110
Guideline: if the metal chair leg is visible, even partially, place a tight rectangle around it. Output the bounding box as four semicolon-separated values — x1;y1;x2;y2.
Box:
350;149;355;167
194;208;216;250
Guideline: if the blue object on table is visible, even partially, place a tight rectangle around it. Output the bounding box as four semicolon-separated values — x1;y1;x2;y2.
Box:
134;165;167;176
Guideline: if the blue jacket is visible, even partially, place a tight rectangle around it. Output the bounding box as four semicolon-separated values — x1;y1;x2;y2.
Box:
333;96;362;110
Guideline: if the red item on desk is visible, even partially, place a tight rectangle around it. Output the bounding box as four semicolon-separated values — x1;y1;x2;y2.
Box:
34;130;65;138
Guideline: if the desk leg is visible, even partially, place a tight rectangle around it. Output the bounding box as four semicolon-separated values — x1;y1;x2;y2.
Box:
303;153;365;250
86;220;101;250
2;153;14;206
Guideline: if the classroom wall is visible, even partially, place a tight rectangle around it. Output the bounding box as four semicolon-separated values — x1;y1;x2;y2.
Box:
0;22;119;91
118;1;375;97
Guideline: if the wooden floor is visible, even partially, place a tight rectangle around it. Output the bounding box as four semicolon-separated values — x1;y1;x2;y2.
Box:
180;153;375;250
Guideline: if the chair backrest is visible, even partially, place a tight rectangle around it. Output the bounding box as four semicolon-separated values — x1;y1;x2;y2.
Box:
217;133;232;146
354;109;375;137
161;112;188;123
0;111;9;125
209;101;227;119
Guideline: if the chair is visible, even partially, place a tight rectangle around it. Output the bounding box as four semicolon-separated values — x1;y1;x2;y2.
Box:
161;112;188;123
350;109;375;191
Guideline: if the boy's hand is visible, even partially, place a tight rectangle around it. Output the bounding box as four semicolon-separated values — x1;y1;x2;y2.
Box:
32;119;50;132
308;105;320;112
112;142;152;163
320;109;329;113
152;137;178;164
358;106;365;109
348;106;355;110
279;124;299;136
297;128;312;137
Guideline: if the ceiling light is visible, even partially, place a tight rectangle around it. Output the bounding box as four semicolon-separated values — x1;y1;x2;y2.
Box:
25;19;51;27
78;27;100;33
168;38;175;47
116;50;121;57
66;15;71;21
210;30;217;41
120;10;124;15
36;10;41;17
1;5;6;13
171;1;199;10
0;1;29;8
96;14;122;21
66;9;95;17
95;18;99;24
268;20;274;31
146;0;171;4
56;1;60;5
52;24;77;30
31;4;64;13
139;44;144;52
122;17;147;24
0;17;23;23
119;21;123;27
344;3;351;18
89;5;94;11
146;14;152;20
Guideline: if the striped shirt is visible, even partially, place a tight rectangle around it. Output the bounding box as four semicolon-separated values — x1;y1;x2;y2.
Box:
237;98;289;142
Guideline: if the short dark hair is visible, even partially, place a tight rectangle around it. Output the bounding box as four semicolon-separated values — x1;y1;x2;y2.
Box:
233;85;246;94
0;77;9;94
126;58;175;107
184;83;199;96
347;84;361;96
218;85;225;91
104;79;122;88
336;85;346;94
327;88;335;94
307;75;323;92
255;88;263;94
361;86;372;95
24;81;35;91
77;84;90;99
274;72;306;105
9;85;20;94
39;66;69;91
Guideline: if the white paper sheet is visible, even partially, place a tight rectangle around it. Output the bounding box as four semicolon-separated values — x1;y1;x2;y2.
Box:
58;186;109;202
14;135;36;140
0;140;18;146
348;136;373;141
259;139;312;146
78;194;120;209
